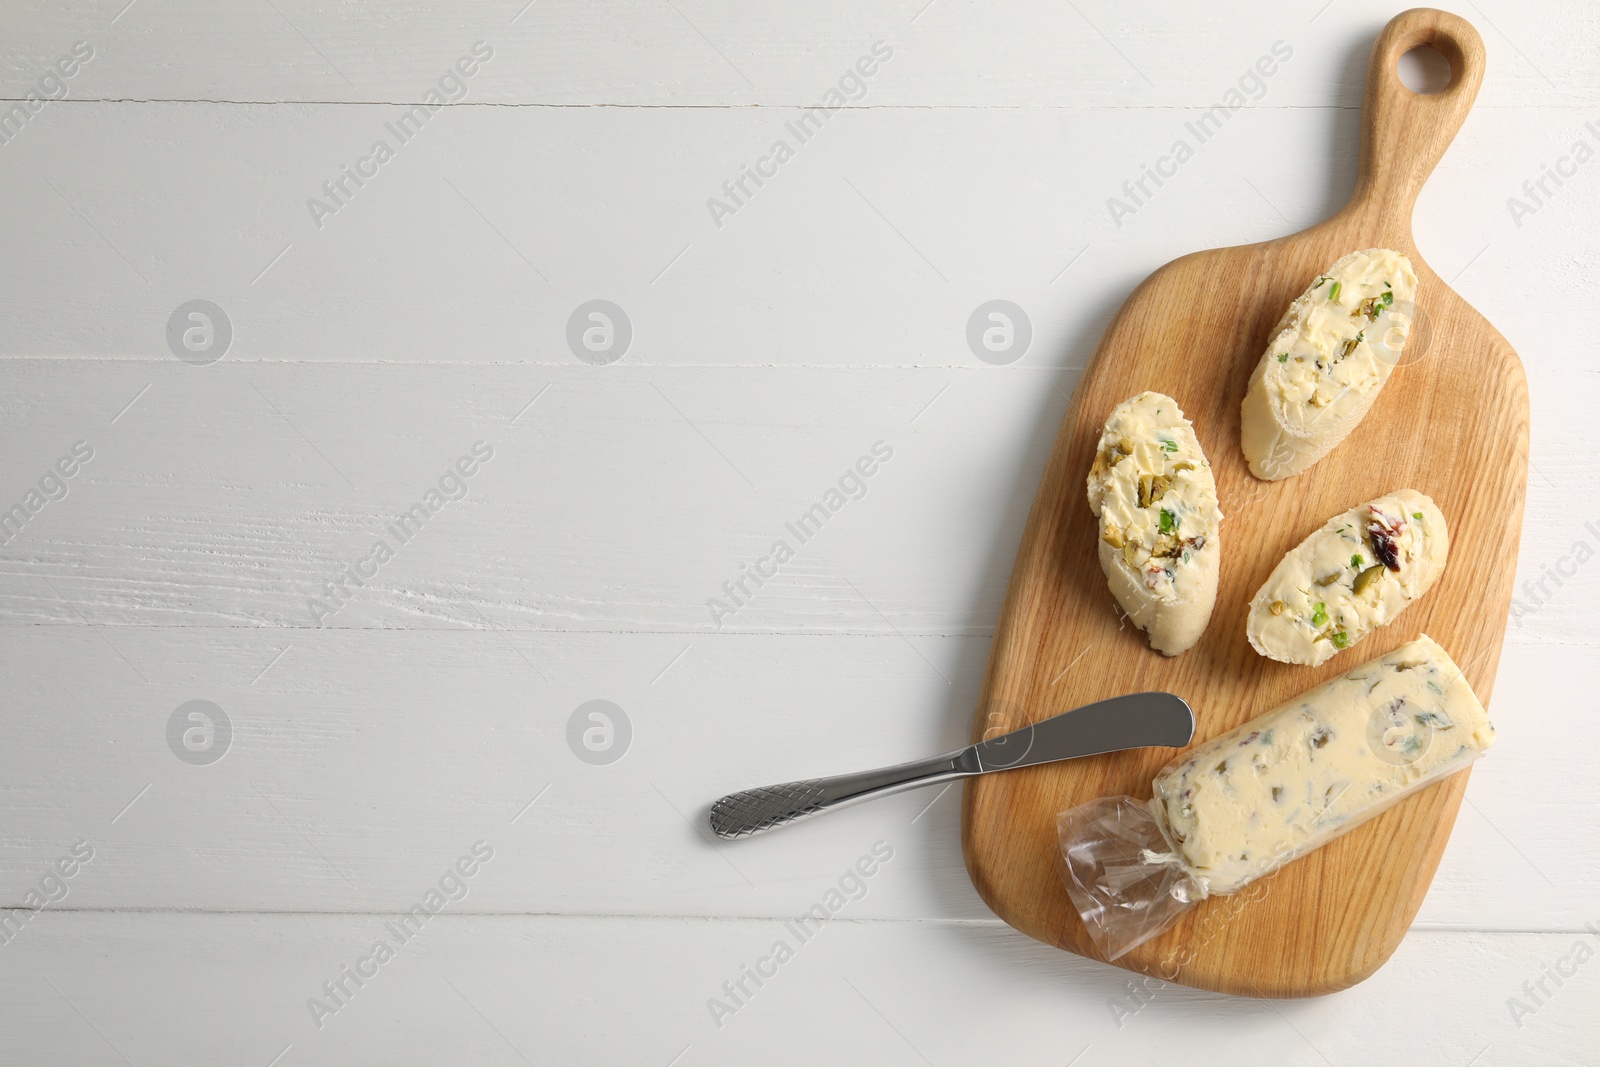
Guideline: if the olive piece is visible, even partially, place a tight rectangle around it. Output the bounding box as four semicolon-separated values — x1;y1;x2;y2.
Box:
1137;473;1173;508
1353;564;1385;595
1369;526;1402;571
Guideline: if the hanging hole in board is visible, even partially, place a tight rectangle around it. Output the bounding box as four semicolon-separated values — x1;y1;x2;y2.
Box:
1397;45;1452;94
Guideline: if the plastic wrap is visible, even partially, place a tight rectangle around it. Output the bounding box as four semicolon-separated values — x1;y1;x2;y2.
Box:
1057;635;1494;960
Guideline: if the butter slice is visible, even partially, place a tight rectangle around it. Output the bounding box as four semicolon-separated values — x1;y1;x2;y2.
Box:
1151;635;1493;894
1247;489;1449;666
1087;392;1223;656
1241;248;1419;480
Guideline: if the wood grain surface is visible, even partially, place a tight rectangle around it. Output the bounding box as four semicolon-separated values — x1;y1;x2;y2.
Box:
4;0;1593;1061
963;8;1531;997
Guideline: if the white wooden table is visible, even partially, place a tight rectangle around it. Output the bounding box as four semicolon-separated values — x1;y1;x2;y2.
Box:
1;1;1596;1063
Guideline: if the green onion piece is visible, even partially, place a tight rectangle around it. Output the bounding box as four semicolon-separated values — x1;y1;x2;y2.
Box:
1277;352;1288;363
1350;554;1364;568
1311;602;1328;627
1331;631;1350;649
1161;439;1179;452
1329;280;1342;302
1412;511;1424;520
1160;508;1177;534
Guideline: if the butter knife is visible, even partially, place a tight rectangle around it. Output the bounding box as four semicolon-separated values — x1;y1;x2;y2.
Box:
708;692;1193;839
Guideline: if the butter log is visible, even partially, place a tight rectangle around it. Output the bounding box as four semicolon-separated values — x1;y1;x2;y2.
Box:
1058;636;1493;958
1152;634;1492;893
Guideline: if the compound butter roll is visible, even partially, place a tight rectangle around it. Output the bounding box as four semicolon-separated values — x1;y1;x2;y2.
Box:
1058;635;1493;958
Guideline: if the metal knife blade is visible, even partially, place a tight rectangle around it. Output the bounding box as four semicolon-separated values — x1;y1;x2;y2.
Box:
969;692;1195;772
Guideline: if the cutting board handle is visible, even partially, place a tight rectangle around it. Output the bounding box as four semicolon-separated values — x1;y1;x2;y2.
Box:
1348;8;1486;239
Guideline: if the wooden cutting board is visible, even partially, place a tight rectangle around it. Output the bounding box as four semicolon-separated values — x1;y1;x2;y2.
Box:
961;8;1528;998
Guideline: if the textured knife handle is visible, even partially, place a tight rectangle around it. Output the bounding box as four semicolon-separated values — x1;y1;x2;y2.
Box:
709;754;967;839
709;780;829;839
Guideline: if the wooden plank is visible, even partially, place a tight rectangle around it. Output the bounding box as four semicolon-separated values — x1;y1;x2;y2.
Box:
965;10;1534;996
0;627;1585;924
0;360;1061;632
0;359;1590;641
0;102;1584;367
0;914;1592;1066
0;0;1589;106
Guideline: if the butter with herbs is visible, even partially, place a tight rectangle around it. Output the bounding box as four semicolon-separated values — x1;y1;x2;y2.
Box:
1150;635;1493;895
1247;489;1448;666
1087;391;1223;656
1240;248;1419;480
